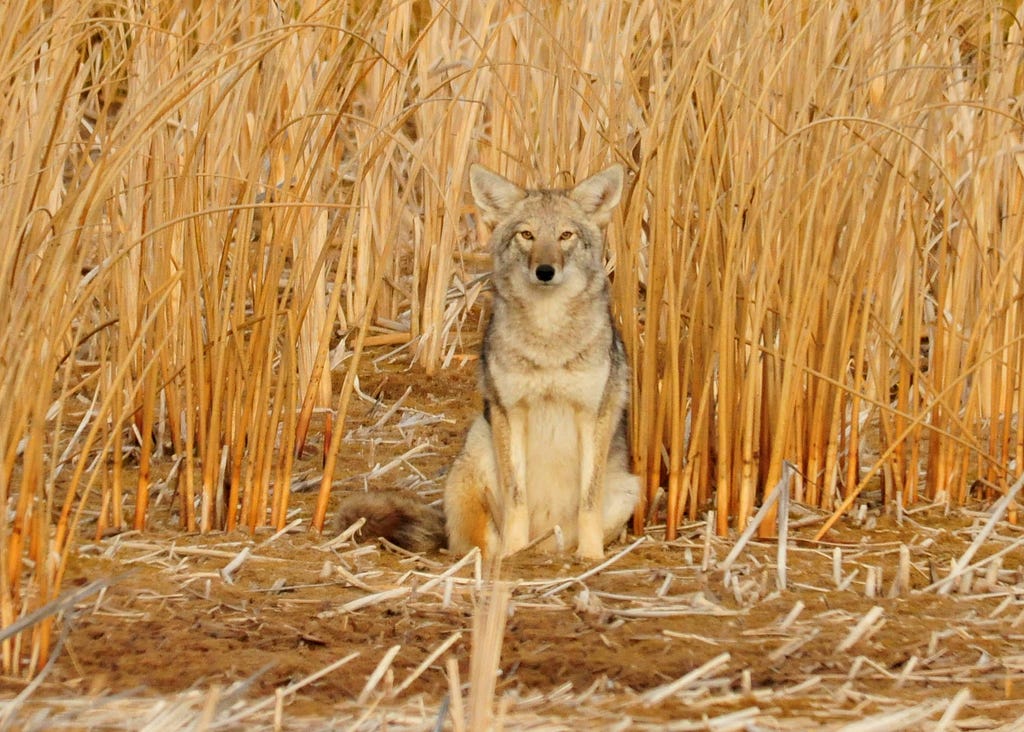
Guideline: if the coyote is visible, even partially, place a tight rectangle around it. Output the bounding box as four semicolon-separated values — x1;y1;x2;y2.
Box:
334;164;640;561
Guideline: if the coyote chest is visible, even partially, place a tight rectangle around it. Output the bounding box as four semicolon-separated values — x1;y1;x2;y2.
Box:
487;289;614;414
491;344;611;415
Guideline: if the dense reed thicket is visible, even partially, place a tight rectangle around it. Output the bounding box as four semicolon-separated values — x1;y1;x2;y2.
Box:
2;0;1021;676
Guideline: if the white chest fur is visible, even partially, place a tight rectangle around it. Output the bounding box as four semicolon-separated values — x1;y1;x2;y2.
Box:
522;401;586;542
495;359;609;415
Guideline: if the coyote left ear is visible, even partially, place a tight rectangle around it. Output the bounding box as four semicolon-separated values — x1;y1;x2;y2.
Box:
470;164;528;227
570;164;624;226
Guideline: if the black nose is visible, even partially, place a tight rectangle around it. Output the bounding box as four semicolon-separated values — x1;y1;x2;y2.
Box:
535;264;556;282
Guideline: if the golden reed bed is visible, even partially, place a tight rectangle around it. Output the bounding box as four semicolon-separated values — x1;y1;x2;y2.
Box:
2;2;1023;724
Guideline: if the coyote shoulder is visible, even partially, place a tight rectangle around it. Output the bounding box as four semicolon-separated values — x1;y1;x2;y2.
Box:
334;163;640;561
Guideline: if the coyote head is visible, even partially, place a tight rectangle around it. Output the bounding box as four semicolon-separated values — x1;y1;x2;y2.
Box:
469;164;624;297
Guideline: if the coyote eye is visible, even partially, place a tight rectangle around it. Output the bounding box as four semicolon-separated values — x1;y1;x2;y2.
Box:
519;230;534;240
559;230;573;240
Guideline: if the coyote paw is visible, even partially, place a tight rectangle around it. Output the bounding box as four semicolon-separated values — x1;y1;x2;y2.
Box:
576;541;604;562
576;512;604;561
501;505;530;556
577;549;604;563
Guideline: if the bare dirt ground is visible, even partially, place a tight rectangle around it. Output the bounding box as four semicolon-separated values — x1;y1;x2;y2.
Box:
3;354;1024;730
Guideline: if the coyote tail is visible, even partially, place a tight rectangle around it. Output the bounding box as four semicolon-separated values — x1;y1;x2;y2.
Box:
332;491;446;553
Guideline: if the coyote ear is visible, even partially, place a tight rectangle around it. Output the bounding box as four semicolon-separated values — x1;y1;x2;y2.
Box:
469;164;527;226
570;164;624;226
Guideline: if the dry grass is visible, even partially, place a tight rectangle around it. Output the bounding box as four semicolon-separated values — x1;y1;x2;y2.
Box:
4;473;1024;729
2;0;1022;683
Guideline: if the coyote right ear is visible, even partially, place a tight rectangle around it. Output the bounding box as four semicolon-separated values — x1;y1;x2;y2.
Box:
470;164;528;226
569;164;624;226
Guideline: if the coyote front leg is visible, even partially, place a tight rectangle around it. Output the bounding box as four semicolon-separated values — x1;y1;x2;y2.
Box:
490;404;530;555
576;405;616;561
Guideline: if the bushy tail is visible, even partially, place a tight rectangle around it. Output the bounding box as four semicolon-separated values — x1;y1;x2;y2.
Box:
332;491;446;553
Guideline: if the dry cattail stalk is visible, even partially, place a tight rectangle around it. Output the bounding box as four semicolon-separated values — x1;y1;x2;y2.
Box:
837;606;885;653
467;580;511;731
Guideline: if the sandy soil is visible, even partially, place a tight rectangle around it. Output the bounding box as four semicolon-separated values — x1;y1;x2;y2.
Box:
3;357;1024;730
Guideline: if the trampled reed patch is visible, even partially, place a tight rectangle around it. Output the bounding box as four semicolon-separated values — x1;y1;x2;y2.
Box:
1;0;1021;677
